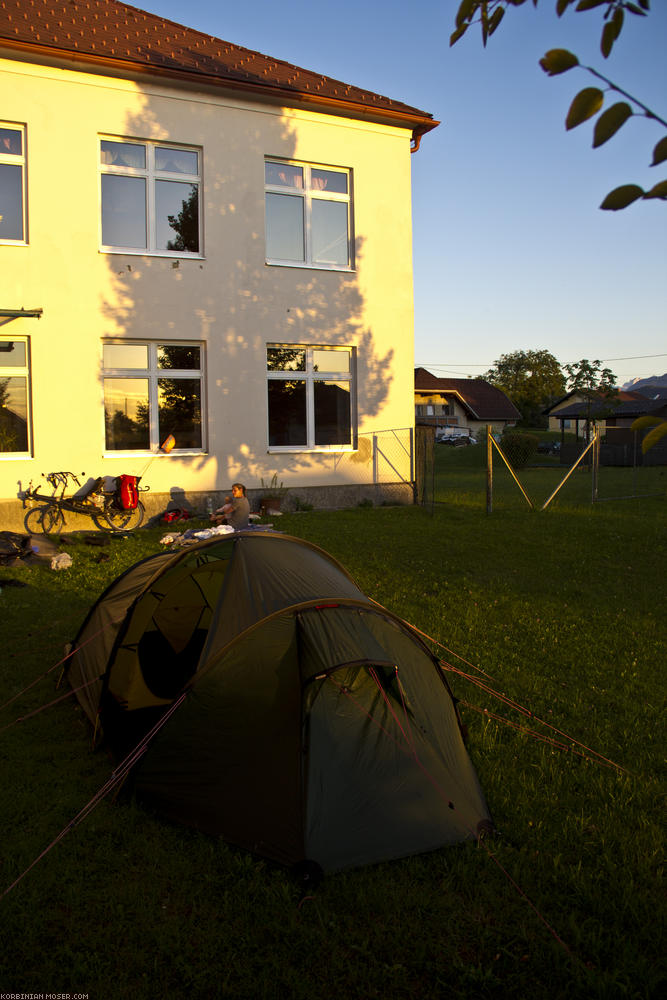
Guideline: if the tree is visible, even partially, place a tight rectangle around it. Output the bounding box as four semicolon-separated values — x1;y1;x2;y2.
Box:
484;349;566;425
450;0;667;210
562;357;618;440
0;376;18;451
166;186;199;252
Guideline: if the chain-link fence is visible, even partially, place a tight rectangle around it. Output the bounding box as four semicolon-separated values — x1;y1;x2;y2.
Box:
593;427;666;502
285;427;416;509
427;425;666;513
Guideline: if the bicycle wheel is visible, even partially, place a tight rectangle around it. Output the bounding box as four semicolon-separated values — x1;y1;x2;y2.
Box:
97;500;145;532
24;504;65;534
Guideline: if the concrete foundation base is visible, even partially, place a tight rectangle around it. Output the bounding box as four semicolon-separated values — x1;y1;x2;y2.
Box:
0;482;415;533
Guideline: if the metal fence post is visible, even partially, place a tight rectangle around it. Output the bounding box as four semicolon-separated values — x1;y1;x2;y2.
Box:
486;424;493;514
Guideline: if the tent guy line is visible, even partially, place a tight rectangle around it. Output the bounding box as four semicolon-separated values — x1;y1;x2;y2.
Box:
441;661;630;776
0;612;124;716
0;674;101;735
2;654;579;965
2;579;625;777
0;690;188;903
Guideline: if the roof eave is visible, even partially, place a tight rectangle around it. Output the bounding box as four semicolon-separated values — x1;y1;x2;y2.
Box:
0;38;439;141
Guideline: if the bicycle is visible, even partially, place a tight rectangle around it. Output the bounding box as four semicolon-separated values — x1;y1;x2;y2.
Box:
22;471;148;534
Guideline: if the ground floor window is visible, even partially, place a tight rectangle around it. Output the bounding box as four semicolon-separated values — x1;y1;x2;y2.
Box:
103;342;204;452
266;344;355;450
0;337;31;455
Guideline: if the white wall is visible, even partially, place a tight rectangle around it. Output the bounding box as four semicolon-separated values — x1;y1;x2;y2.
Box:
0;55;417;507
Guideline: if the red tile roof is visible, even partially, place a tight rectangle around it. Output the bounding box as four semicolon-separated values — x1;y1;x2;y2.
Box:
414;367;522;421
0;0;437;140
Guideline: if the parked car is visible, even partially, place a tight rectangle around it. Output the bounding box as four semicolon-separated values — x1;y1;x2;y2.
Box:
537;440;561;455
436;429;477;446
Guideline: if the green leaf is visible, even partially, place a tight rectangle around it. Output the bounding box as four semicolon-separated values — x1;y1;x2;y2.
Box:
631;415;662;433
488;6;505;36
650;136;667;166
641;422;667;454
449;23;469;46
539;49;580;76
566;88;604;130
599;184;645;210
600;14;625;58
556;0;574;14
575;0;607;9
480;0;489;47
601;22;614;58
624;2;648;14
642;180;667;200
637;0;650;10
592;102;633;147
455;0;478;29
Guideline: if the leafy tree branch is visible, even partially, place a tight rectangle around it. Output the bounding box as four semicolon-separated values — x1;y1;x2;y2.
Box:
450;0;666;210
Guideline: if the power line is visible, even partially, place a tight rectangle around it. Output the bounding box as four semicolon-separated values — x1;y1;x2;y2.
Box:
597;354;667;363
416;353;667;373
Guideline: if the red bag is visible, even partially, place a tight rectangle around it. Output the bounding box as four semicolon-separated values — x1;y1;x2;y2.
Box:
161;508;191;524
115;475;140;510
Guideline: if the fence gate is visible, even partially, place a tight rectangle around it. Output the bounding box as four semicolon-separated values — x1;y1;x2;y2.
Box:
593;427;666;502
486;426;665;511
487;428;599;512
415;424;435;511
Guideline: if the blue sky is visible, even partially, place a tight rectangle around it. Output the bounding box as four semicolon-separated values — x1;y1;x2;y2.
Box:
136;0;666;387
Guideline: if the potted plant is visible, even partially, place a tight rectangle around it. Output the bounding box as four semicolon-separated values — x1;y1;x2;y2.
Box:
259;473;288;515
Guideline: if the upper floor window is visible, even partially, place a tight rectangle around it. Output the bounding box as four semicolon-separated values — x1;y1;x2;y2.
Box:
0;124;26;243
265;160;352;270
0;337;31;455
416;403;451;417
266;344;355;450
100;138;202;255
103;342;204;453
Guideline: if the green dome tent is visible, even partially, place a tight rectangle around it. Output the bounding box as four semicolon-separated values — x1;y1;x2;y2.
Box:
67;532;491;872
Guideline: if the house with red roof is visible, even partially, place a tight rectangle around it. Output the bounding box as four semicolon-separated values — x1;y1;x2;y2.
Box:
0;0;437;525
414;367;521;439
543;389;658;437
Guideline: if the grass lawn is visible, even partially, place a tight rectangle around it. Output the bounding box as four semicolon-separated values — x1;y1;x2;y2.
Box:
0;459;665;999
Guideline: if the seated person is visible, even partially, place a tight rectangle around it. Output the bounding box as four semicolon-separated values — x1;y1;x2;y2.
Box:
210;482;250;530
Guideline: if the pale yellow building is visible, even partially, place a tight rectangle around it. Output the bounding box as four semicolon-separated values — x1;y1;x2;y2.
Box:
0;0;437;528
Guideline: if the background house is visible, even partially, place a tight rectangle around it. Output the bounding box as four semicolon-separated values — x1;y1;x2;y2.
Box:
0;0;437;527
414;367;520;439
544;390;667;465
544;389;653;437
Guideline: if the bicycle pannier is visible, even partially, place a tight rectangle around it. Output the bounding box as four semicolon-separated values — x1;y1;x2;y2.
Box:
115;475;140;511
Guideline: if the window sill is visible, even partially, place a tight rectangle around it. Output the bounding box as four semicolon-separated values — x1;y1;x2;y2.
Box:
99;248;205;260
103;450;207;459
267;447;356;455
265;260;354;274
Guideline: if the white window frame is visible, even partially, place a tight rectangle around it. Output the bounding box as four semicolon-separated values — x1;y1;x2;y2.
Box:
266;344;357;452
264;159;353;270
0;122;27;245
0;335;32;458
99;137;203;257
102;341;206;455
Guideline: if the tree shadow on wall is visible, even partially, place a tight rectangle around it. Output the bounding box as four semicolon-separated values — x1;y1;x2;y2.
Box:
100;93;395;493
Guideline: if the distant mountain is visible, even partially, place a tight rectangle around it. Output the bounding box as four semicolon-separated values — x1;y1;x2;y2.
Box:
621;374;667;398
